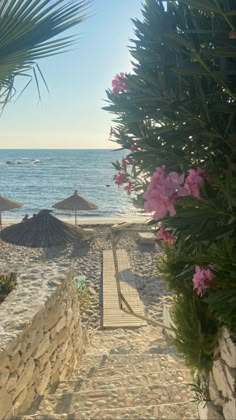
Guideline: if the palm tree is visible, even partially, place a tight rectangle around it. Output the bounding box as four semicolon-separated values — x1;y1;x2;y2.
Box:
0;0;90;112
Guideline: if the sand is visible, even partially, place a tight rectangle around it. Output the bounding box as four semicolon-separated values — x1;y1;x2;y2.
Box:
2;215;149;227
0;222;172;331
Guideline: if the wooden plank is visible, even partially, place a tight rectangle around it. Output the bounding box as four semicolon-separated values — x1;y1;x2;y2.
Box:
102;250;146;328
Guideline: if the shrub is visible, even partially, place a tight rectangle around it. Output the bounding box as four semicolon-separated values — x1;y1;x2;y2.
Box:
0;273;17;303
104;0;236;376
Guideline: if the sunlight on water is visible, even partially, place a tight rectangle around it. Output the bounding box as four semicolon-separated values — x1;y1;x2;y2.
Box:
0;149;145;221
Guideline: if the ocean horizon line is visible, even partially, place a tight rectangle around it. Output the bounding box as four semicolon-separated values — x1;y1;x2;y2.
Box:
0;148;121;151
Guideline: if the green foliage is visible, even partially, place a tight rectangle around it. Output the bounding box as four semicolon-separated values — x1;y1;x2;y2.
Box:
0;0;89;112
170;293;220;372
104;0;236;376
0;273;17;303
189;372;210;404
105;0;236;175
205;289;236;336
77;283;92;313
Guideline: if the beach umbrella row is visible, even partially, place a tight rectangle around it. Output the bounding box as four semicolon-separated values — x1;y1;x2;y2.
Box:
0;190;98;227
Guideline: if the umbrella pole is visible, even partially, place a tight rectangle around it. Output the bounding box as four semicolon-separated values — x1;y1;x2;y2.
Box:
75;210;77;225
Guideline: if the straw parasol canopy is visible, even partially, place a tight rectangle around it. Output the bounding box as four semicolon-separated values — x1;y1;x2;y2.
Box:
52;190;98;225
0;194;23;229
1;209;83;248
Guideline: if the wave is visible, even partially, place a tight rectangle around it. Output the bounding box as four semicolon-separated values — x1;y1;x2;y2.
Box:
5;159;40;165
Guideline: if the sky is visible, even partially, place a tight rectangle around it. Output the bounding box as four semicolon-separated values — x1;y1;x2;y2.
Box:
1;0;144;149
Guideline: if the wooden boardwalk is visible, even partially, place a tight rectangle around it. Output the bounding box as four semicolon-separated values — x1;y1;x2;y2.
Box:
102;249;146;328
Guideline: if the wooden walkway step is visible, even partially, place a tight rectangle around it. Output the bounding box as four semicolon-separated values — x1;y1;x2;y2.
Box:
102;249;146;328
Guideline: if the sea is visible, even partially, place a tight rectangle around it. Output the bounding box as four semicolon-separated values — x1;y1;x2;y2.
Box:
0;149;144;222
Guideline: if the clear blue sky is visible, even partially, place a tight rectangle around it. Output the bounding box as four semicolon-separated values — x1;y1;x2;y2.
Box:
1;0;144;149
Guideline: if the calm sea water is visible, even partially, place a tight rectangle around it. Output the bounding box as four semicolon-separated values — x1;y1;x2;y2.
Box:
0;149;143;221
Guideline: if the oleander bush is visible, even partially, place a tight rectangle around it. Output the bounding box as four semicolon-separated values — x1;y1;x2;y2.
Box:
104;0;236;374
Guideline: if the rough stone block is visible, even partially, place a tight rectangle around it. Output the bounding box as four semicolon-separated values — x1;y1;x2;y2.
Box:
0;388;13;419
66;308;73;326
0;355;10;369
17;387;36;415
198;401;223;420
36;361;51;395
50;324;57;340
212;359;231;399
6;372;18;392
34;332;50;359
36;351;50;370
0;368;10;388
223;398;236;420
220;330;236;368
13;387;28;411
56;327;68;346
8;342;21;356
44;303;66;332
55;316;66;333
13;358;35;399
9;351;21;371
15;360;24;377
209;372;224;407
224;365;236;394
22;330;44;363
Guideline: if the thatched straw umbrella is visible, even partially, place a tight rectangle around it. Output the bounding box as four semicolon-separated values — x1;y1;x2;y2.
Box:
0;194;23;230
1;209;83;248
52;190;98;225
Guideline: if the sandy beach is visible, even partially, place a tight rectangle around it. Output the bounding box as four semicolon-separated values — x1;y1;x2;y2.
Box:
0;221;171;331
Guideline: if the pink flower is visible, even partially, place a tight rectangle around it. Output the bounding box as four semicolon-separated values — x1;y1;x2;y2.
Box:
184;168;206;198
143;167;188;220
121;158;127;170
192;266;215;296
112;73;127;95
124;182;133;195
121;156;134;169
157;228;174;244
115;172;127;187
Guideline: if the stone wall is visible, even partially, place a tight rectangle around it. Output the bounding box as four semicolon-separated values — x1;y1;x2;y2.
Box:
0;265;86;418
199;328;236;420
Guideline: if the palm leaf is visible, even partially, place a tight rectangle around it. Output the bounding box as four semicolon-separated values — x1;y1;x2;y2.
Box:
0;0;90;109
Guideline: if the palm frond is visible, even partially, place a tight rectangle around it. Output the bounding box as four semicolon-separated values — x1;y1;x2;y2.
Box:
0;0;90;110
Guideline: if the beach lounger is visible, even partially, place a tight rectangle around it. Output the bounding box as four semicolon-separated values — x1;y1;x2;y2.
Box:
138;232;156;244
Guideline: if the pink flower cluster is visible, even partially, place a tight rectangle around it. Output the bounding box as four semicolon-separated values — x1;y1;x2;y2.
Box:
192;266;215;296
114;172;133;195
143;167;189;219
184;168;206;198
143;167;206;220
157;227;174;244
112;73;127;95
115;172;127;186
